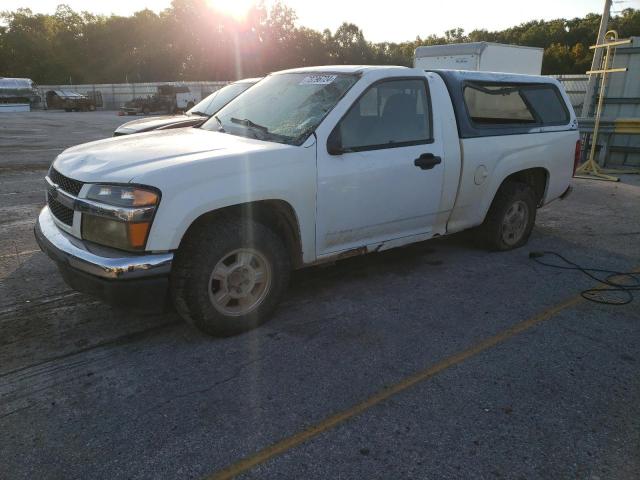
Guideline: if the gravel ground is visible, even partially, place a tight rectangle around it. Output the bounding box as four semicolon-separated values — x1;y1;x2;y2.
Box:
1;111;639;480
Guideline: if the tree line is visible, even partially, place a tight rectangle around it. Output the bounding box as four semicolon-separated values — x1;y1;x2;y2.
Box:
0;1;639;84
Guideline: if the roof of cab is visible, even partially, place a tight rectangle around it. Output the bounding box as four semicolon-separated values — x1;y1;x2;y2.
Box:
273;65;410;75
235;77;263;84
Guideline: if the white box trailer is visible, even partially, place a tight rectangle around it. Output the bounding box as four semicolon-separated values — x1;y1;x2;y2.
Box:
176;89;202;110
414;42;544;75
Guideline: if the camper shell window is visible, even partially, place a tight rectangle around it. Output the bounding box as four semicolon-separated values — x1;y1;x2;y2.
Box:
463;82;569;128
520;86;570;125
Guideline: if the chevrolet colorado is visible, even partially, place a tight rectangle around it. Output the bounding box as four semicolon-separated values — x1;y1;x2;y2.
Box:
36;66;579;335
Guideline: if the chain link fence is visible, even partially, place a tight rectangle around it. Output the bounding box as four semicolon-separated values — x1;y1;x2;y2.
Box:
37;81;231;111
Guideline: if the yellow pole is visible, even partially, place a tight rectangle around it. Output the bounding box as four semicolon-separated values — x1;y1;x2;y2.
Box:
588;42;609;164
574;31;627;182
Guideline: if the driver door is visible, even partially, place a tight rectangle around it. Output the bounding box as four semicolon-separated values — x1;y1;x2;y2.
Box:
316;77;446;256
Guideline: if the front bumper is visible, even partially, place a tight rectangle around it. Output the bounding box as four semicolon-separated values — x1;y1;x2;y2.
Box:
35;206;174;310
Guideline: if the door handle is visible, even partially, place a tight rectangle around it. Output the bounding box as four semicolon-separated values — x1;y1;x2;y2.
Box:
414;153;442;170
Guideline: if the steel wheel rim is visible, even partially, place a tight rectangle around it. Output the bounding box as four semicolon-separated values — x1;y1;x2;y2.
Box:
501;200;529;246
208;248;272;316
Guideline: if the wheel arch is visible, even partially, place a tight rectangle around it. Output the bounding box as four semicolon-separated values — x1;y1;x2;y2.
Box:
178;200;304;269
501;167;549;207
482;166;549;222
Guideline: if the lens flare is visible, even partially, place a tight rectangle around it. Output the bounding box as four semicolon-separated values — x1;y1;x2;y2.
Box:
206;0;255;20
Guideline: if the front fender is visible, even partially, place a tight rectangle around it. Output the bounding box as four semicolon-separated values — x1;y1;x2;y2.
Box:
142;146;317;264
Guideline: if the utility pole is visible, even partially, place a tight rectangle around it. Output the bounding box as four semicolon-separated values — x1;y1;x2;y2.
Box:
581;0;612;117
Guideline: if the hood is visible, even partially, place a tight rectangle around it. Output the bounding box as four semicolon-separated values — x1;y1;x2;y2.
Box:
53;128;293;183
114;115;198;134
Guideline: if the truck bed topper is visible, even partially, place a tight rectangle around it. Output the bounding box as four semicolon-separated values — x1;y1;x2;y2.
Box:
429;69;576;139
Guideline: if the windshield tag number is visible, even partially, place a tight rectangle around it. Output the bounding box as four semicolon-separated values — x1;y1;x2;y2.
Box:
299;75;337;86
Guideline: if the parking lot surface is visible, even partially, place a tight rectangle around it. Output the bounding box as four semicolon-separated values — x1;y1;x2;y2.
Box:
1;111;639;479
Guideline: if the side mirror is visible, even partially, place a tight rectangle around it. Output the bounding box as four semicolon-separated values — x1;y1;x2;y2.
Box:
327;127;343;156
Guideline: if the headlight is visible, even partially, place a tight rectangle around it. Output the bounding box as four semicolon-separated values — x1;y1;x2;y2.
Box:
86;184;158;207
81;185;159;251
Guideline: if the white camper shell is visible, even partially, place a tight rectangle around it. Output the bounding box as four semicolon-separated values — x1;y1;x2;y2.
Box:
414;42;544;75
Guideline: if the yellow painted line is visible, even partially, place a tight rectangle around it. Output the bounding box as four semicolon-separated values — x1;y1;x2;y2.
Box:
207;294;587;480
0;249;40;260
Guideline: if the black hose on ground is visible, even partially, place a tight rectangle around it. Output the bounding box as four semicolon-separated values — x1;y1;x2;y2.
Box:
529;251;640;305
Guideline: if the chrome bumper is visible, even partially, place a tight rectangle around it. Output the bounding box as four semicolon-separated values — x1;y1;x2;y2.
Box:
35;206;173;280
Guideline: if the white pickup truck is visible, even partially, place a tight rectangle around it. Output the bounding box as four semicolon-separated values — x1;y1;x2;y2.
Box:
36;66;579;335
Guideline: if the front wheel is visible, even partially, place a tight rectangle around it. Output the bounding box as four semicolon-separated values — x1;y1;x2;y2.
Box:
170;216;290;336
480;181;537;251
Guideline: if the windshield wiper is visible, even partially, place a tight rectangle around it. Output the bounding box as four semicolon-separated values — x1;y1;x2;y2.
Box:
190;110;208;117
213;115;225;132
230;117;269;133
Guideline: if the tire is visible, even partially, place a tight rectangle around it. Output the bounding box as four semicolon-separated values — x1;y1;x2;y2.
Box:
64;108;72;112
479;181;537;251
142;107;151;115
170;215;291;336
88;104;96;112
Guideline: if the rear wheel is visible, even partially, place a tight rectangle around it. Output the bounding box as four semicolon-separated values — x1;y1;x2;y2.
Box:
171;216;290;336
480;181;537;251
142;106;151;115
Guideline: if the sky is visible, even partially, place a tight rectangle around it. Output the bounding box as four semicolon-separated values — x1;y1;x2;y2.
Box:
3;0;640;42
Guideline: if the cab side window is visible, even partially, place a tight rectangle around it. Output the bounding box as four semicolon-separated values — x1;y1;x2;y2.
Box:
338;79;432;152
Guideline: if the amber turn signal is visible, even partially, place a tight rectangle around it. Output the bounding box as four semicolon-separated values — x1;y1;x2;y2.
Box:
127;222;151;248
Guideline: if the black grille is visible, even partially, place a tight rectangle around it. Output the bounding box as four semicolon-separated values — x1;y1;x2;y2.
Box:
47;192;74;226
49;168;84;196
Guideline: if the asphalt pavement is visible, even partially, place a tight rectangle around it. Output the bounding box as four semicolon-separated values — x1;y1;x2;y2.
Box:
1;111;639;479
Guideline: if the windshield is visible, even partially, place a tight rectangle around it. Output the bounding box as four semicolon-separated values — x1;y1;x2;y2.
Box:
201;73;359;145
188;82;255;117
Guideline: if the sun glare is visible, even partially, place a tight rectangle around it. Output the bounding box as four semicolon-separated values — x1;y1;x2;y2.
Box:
206;0;255;20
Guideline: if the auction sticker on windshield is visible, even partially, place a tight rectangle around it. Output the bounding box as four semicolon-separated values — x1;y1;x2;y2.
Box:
299;75;337;85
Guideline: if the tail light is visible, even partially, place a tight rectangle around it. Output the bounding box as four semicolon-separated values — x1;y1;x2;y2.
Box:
573;139;582;174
